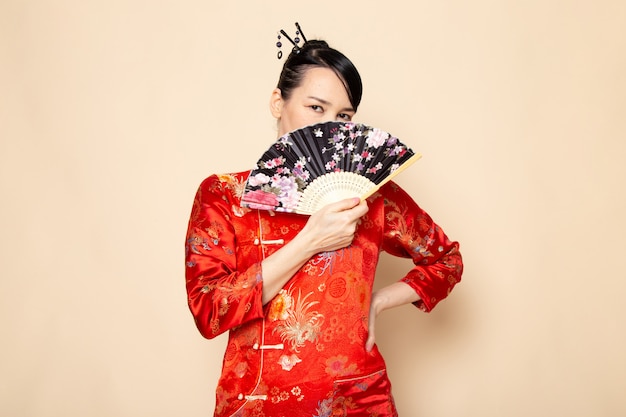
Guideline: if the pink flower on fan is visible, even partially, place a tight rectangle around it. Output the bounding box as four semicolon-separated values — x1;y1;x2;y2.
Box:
244;190;279;209
294;157;307;169
264;156;285;169
365;128;389;148
367;162;383;174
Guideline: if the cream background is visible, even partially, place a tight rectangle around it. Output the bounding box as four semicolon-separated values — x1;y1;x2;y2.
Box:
1;1;625;416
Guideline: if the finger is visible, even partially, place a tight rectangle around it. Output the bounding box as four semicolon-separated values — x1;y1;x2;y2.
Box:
365;314;376;352
324;197;361;213
353;199;369;216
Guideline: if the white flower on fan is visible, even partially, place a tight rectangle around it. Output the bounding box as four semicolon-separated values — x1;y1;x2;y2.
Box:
367;162;383;174
294;157;307;169
248;173;271;186
365;128;389;148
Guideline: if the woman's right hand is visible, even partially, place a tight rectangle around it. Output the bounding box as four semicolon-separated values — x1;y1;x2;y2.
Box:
260;197;368;304
298;197;369;255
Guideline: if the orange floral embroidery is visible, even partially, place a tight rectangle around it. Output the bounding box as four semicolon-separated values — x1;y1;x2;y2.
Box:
268;289;293;321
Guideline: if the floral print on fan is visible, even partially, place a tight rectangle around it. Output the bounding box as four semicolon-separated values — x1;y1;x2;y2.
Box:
240;121;416;212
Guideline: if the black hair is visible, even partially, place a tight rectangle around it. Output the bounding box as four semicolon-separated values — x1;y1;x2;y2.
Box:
276;40;363;111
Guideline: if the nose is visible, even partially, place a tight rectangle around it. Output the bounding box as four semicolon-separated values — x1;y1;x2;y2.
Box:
321;115;342;125
318;114;335;124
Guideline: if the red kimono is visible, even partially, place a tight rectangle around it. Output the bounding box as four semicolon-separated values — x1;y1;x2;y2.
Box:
185;171;463;417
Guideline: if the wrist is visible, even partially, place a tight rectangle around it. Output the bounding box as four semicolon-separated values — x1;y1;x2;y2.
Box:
288;229;319;260
370;291;389;315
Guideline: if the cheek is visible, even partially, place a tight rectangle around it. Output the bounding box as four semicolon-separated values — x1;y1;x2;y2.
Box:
279;112;312;135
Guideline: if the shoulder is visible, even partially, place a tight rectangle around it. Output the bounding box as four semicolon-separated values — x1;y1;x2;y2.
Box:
190;170;253;220
197;170;251;197
376;180;431;216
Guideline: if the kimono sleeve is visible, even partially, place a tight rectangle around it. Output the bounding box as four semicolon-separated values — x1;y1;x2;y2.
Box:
380;182;463;312
184;174;265;339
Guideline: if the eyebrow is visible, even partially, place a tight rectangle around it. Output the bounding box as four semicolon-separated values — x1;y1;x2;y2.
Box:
308;96;355;113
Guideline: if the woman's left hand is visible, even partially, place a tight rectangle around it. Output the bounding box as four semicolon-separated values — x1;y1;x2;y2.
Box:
365;291;384;352
365;282;421;352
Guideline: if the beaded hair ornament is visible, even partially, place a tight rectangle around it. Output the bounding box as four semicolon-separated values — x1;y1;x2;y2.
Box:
276;22;307;59
240;24;422;214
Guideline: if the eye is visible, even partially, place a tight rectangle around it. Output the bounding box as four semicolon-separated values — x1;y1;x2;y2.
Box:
338;113;353;121
310;105;323;112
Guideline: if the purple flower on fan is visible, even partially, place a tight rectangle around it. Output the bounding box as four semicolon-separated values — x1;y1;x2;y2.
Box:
388;145;404;157
293;158;310;181
293;166;310;181
271;175;299;209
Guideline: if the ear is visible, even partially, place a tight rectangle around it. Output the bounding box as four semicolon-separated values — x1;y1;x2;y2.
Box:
269;88;283;119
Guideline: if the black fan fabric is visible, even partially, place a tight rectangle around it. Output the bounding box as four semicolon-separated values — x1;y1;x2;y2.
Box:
240;121;417;213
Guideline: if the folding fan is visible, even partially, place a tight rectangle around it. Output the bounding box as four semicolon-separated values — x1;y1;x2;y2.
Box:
240;121;421;215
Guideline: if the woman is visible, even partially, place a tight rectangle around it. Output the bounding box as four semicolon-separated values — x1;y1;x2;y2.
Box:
185;24;463;417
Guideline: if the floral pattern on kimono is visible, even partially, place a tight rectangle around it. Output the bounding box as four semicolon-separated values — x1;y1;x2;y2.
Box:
185;171;463;417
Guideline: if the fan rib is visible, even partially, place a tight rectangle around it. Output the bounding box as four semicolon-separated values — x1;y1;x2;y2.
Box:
241;121;421;215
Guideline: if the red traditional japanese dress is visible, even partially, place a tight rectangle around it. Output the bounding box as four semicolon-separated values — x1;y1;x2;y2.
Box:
185;171;463;417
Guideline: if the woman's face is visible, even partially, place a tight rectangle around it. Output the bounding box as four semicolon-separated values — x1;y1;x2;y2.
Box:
270;66;356;137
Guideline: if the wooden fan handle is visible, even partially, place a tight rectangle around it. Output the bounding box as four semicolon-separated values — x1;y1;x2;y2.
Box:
360;153;423;200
